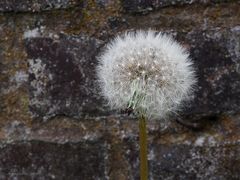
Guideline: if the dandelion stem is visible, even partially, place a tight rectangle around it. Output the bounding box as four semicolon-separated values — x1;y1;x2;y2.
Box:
139;114;148;180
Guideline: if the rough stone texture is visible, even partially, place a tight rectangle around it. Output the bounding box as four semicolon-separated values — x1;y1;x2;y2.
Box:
183;29;240;115
25;35;106;120
0;0;83;13
122;0;240;14
0;115;239;179
24;29;240;119
0;141;107;179
0;0;240;179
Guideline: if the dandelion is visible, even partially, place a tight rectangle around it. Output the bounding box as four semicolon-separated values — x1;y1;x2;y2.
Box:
97;30;196;120
96;30;197;180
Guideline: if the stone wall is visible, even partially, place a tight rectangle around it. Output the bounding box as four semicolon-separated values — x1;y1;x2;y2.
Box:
0;0;240;179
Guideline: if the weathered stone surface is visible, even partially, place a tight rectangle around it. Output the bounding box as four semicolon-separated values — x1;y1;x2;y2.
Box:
25;34;107;120
182;28;240;115
0;0;83;13
0;141;107;179
0;1;240;179
0;115;239;179
6;142;238;179
149;144;240;179
122;0;240;13
24;28;240;119
0;0;236;13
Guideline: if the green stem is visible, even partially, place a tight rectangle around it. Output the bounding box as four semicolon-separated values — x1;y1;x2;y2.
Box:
139;115;148;180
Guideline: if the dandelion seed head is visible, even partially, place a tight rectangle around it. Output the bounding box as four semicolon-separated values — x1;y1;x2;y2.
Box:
97;30;197;120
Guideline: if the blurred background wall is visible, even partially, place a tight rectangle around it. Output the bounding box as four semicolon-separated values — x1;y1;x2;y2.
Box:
0;0;240;179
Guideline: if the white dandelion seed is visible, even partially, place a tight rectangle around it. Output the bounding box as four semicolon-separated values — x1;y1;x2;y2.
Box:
97;30;197;120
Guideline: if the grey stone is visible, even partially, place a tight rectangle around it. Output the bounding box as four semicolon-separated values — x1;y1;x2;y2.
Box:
0;0;83;13
25;29;240;120
122;0;240;13
0;116;239;179
1;1;240;179
125;144;240;179
182;29;240;116
0;140;107;179
25;34;107;120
